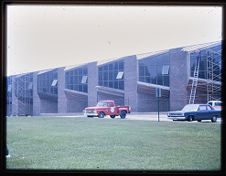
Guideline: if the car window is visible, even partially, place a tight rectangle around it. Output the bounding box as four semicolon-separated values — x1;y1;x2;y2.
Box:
107;102;114;107
215;102;221;106
97;102;107;106
208;102;212;106
198;105;207;111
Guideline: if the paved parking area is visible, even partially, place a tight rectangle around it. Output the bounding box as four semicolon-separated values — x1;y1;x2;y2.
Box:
125;114;170;121
53;113;221;123
105;114;222;123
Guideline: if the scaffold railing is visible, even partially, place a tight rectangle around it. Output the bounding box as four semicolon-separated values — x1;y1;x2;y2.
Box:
207;48;222;101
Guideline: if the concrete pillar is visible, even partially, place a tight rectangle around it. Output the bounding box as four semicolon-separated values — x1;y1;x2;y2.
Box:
58;67;67;113
169;48;189;111
88;62;98;106
32;72;41;115
124;55;138;112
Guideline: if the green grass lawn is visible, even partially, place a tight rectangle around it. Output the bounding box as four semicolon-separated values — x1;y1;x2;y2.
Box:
6;116;221;171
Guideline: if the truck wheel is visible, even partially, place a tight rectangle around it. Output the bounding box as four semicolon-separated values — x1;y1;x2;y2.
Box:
120;111;127;119
211;116;217;123
110;115;115;118
98;112;105;118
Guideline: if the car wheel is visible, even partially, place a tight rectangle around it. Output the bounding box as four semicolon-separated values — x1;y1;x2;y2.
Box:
187;116;193;122
211;116;217;123
110;115;115;118
98;112;105;118
120;111;127;119
197;120;201;122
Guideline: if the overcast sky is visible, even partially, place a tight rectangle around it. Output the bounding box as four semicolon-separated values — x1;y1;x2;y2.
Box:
7;5;222;76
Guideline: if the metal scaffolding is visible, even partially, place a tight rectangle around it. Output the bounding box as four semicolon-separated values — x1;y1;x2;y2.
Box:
206;48;222;101
188;46;221;104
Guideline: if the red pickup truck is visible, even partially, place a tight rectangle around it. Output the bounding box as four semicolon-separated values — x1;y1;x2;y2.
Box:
84;100;131;119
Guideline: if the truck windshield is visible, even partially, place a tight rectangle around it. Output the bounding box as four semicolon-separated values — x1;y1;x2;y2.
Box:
96;102;108;107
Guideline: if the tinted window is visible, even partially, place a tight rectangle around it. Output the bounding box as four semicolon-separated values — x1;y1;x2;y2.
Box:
65;67;88;93
38;70;58;96
98;60;124;90
139;52;170;86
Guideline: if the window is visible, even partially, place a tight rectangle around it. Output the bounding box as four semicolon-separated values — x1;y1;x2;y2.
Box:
97;102;107;107
7;85;12;92
81;75;88;84
116;72;124;79
119;62;124;70
65;67;88;93
215;102;222;106
109;72;113;80
51;79;58;87
107;102;114;107
38;70;58;95
139;53;170;86
207;105;212;110
109;81;113;88
98;61;124;90
119;81;124;90
162;65;169;75
109;64;113;70
28;82;33;90
198;105;206;111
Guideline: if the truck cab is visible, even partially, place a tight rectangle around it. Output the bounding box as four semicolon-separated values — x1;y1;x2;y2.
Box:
84;100;131;119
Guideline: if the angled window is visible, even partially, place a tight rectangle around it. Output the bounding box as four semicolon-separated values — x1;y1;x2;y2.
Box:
81;75;88;84
162;65;169;75
51;79;58;87
116;72;124;80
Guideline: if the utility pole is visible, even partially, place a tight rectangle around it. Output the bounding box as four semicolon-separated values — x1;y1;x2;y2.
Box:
156;88;161;122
